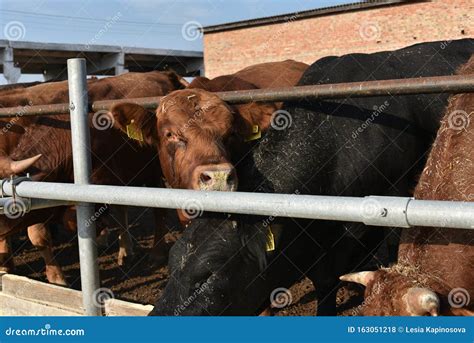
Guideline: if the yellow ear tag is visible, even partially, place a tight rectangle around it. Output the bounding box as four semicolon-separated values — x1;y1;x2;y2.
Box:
126;120;144;142
265;226;275;252
244;125;261;142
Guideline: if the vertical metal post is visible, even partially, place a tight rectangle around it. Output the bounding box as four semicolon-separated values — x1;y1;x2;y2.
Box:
67;58;101;316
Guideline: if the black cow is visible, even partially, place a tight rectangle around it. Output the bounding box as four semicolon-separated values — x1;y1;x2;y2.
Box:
150;39;474;316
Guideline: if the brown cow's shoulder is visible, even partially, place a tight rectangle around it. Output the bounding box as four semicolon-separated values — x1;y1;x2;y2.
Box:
234;59;309;88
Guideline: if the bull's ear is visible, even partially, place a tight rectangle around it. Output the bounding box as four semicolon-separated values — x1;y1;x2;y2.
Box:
161;70;189;89
109;103;158;146
232;102;279;138
405;287;440;316
253;102;280;132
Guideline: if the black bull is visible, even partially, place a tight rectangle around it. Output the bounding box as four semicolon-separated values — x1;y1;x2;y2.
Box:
151;39;474;316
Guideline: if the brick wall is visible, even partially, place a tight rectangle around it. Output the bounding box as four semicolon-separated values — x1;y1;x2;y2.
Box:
203;0;473;78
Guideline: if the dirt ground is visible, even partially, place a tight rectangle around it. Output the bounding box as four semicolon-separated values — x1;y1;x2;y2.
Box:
8;207;364;316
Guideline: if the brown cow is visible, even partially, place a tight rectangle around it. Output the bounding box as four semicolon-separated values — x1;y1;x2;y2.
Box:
340;56;474;316
0;71;185;284
234;60;309;89
110;60;308;194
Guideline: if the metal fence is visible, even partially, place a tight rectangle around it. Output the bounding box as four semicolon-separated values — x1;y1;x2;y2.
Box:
1;58;473;315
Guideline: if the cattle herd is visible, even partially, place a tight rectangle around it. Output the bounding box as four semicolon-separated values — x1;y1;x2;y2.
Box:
0;38;473;316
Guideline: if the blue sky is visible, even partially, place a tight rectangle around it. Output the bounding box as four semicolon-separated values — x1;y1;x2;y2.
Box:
0;0;351;82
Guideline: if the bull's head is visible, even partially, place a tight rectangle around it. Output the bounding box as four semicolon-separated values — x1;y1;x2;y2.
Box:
110;89;276;192
340;270;474;316
111;89;236;191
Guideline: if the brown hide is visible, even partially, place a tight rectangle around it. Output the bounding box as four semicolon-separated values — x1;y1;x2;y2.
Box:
232;59;309;89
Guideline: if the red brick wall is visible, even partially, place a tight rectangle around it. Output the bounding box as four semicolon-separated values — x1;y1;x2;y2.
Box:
203;0;473;78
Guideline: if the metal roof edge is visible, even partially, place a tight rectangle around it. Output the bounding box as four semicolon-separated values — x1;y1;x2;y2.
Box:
202;0;420;34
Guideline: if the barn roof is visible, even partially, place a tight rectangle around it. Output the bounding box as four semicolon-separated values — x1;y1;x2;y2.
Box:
0;39;203;81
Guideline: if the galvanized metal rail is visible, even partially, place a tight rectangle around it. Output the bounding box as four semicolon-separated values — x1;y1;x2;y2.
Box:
1;180;473;231
0;74;473;117
0;197;73;215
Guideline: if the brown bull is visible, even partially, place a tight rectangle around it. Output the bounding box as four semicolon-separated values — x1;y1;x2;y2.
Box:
0;71;186;284
110;60;308;197
0;78;100;176
340;56;474;316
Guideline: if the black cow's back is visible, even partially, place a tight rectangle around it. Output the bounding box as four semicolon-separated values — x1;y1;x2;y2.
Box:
298;39;474;134
250;39;474;197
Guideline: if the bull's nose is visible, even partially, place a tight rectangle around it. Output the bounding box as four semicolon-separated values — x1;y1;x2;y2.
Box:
193;163;237;191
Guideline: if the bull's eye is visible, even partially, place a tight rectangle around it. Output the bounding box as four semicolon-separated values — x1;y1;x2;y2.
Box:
164;130;186;150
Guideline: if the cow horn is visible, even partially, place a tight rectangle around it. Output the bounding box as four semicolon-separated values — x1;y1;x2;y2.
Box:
0;154;42;176
405;287;440;316
339;271;376;286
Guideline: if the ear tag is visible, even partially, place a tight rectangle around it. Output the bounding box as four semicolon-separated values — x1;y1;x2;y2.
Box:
126;119;144;142
244;125;261;142
265;226;275;252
